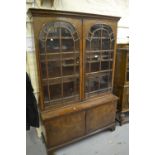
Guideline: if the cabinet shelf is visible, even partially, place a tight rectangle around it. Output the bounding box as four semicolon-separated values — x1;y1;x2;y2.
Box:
46;37;74;39
86;50;114;52
117;48;128;51
86;87;112;95
40;58;78;62
90;37;110;39
86;69;112;77
40;51;79;55
62;63;79;67
42;74;79;85
86;50;113;53
44;94;79;105
87;59;113;63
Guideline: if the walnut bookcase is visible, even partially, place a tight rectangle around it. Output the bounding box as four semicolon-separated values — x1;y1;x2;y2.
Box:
28;8;120;155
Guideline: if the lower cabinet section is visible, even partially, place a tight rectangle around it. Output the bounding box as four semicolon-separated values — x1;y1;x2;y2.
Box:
41;94;118;154
86;102;116;133
45;111;85;148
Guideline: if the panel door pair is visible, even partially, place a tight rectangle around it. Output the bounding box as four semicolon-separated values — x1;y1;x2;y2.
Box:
37;17;116;109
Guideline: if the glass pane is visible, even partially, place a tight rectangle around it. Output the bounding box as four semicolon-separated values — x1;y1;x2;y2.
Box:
63;77;79;97
86;40;90;50
102;29;109;38
85;50;91;73
46;53;60;61
49;84;61;100
61;39;74;52
85;80;89;93
46;39;60;52
62;53;74;59
63;81;74;97
111;40;115;50
62;66;74;76
75;54;80;65
101;61;112;70
39;40;45;53
75;78;79;94
75;65;79;74
102;39;110;50
90;24;100;33
48;27;60;38
62;53;74;76
63;59;74;66
90;52;100;62
86;63;90;73
61;28;71;37
89;77;100;92
75;41;80;51
91;38;101;50
40;54;47;79
62;53;79;76
91;62;100;72
94;30;101;37
100;75;109;89
40;62;46;79
73;32;79;41
101;51;109;60
43;85;49;101
90;52;100;72
48;57;61;78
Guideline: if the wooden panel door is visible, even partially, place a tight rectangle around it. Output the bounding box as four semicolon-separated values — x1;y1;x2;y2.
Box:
86;102;116;133
44;111;85;147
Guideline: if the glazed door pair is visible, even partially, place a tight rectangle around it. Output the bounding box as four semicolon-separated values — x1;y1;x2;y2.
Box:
38;18;115;108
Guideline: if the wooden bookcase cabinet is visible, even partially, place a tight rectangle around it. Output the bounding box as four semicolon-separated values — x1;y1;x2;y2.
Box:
113;43;129;125
28;8;120;155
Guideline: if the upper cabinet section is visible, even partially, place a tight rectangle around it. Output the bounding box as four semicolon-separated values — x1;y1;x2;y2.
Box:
28;8;120;110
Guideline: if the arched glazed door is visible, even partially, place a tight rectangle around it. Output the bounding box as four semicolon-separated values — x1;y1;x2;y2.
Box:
84;22;115;98
39;21;81;107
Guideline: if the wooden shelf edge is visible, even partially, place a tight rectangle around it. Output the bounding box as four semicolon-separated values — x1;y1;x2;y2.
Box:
27;8;121;21
41;93;118;121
